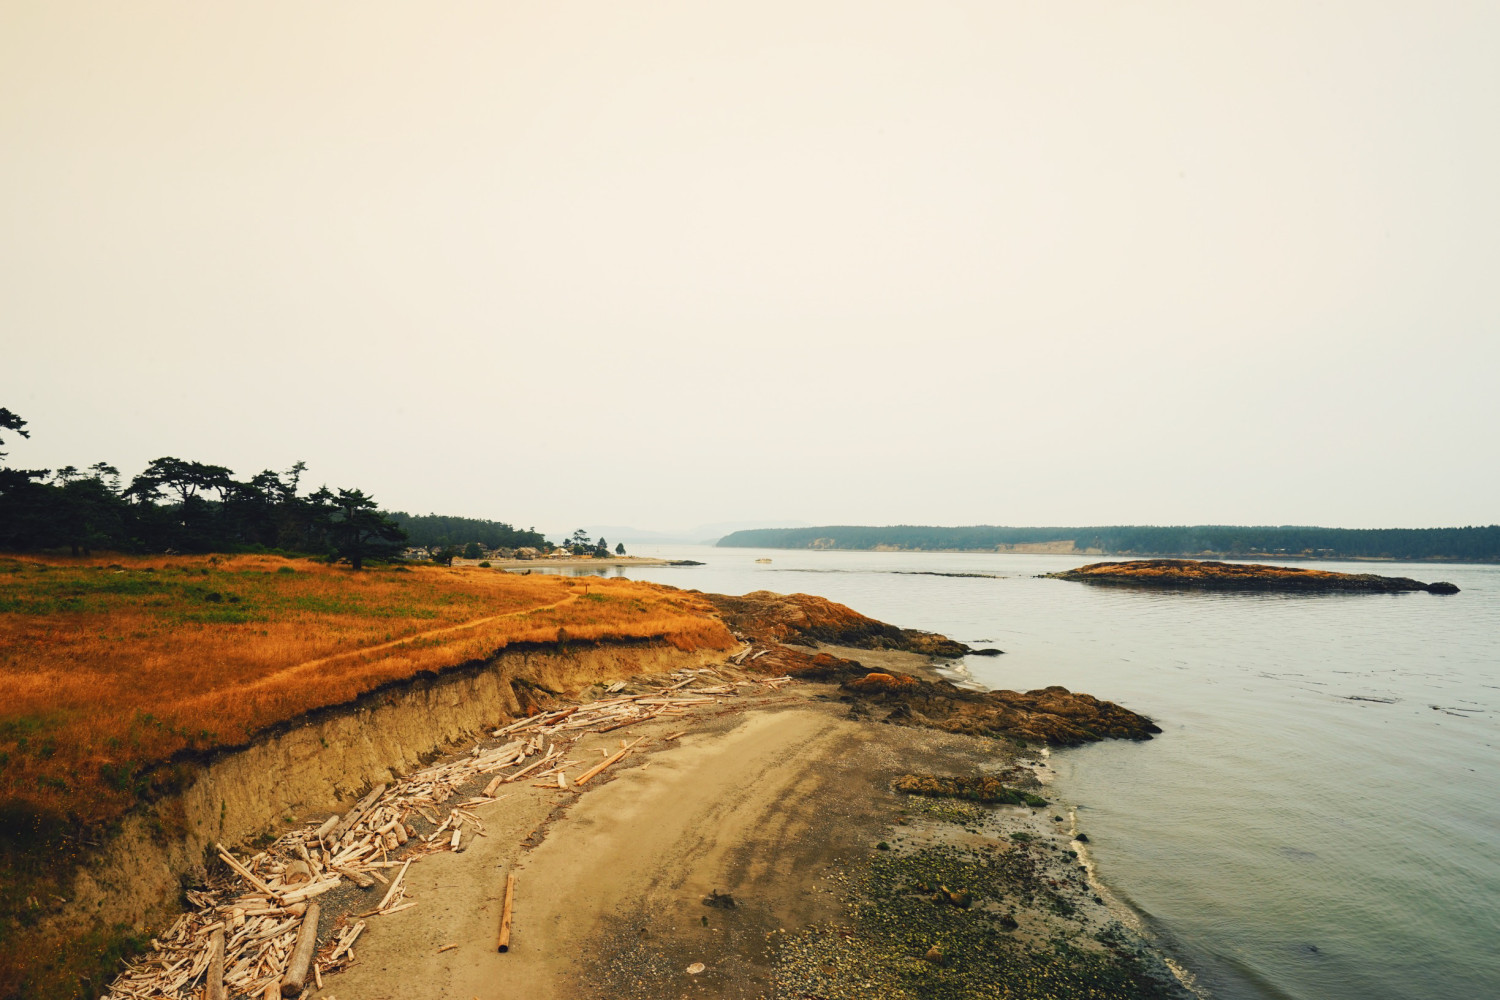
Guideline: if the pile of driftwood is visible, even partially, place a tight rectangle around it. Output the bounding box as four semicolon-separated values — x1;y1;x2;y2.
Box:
103;666;790;1000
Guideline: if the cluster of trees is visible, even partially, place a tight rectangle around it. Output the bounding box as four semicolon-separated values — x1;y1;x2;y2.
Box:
388;513;547;553
566;529;625;557
0;406;405;568
719;523;1500;563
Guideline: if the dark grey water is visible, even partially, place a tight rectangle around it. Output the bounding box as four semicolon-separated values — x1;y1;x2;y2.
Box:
556;545;1500;1000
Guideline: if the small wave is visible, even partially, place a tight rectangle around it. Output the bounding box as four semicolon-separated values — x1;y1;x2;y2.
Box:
1430;704;1484;717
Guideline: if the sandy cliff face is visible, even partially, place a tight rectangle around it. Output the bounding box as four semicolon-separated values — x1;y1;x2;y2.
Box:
22;640;725;999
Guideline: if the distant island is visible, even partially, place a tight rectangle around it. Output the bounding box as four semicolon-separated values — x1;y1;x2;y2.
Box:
1045;559;1460;594
717;524;1500;563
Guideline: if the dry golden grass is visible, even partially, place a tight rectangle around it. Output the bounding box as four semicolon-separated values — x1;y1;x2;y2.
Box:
0;553;733;825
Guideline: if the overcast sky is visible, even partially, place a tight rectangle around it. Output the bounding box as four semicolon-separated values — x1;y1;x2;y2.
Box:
3;2;1496;535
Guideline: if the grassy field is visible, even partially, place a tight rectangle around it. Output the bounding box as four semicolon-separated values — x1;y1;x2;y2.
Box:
0;553;733;828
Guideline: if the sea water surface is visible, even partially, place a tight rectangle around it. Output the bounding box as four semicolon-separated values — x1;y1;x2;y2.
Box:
548;545;1500;1000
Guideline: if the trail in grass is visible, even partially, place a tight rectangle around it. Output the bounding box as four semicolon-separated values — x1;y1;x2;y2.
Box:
181;586;588;703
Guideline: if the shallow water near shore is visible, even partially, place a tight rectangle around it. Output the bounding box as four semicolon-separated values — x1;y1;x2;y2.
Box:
559;545;1500;1000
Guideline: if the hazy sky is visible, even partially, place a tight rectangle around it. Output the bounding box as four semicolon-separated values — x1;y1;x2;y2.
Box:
4;2;1496;534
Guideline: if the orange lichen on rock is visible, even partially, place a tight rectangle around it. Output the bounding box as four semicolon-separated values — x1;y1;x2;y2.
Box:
845;671;920;693
748;649;865;679
701;591;972;655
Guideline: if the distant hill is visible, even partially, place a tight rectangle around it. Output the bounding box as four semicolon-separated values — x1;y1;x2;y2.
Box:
716;524;1500;563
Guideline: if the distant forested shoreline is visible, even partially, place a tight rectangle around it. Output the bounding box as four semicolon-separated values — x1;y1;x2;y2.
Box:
717;524;1500;563
387;512;547;551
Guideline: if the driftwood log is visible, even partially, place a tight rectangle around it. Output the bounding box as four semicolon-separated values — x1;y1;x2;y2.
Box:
206;928;226;1000
102;666;728;1000
497;872;516;952
574;738;643;785
329;784;388;844
376;859;411;912
279;901;320;997
215;845;277;897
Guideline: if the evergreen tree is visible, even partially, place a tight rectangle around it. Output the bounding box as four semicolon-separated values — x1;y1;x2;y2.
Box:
326;488;407;569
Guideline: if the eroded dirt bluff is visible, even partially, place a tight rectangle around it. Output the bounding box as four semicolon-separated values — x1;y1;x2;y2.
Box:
700;591;1162;745
22;640;724;1000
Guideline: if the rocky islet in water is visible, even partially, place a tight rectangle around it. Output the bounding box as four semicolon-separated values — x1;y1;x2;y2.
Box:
1046;558;1460;594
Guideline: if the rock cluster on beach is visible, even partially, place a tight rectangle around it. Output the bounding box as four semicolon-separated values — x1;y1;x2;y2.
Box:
870;681;1163;746
701;590;1161;746
700;589;983;655
1046;558;1460;594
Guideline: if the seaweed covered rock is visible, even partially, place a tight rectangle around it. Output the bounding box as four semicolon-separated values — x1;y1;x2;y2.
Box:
895;773;1048;806
703;588;1156;747
850;675;1162;747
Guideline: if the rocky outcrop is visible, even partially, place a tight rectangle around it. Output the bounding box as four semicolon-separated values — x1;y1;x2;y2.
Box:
702;590;1157;747
700;590;995;656
1047;559;1460;594
855;678;1162;746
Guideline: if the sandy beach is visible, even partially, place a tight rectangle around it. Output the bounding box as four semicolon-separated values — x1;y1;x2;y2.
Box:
457;556;689;571
76;589;1184;1000
304;655;1187;999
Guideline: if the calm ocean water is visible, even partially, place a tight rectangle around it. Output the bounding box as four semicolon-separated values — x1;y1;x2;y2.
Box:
554;544;1500;1000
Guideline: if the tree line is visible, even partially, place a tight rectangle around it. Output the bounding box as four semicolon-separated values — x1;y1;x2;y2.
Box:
0;406;411;567
387;513;547;553
717;523;1500;563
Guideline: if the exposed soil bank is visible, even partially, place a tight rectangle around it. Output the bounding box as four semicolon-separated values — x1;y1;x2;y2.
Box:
1047;558;1461;594
11;640;724;1000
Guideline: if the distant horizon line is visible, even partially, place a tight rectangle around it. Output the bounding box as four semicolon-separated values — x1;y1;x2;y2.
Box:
716;520;1500;532
715;523;1500;563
